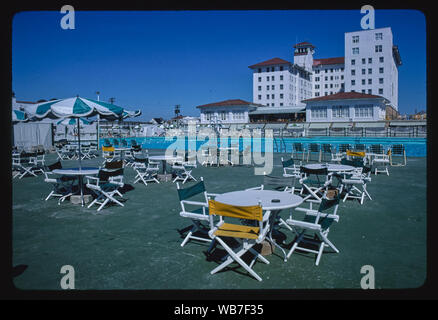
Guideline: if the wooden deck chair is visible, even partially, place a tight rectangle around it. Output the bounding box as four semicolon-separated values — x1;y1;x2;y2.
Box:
132;157;159;186
307;143;321;162
299;166;332;203
281;157;301;178
390;144;407;166
86;168;125;212
43;161;78;204
292;143;306;162
176;177;218;247
285;194;340;265
208;200;270;281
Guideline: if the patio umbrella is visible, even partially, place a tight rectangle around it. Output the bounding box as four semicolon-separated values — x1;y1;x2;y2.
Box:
12;109;29;124
56;117;93;126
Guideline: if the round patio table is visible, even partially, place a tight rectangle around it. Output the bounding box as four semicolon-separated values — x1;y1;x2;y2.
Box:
148;155;183;174
215;189;303;261
304;163;355;172
52;167;99;207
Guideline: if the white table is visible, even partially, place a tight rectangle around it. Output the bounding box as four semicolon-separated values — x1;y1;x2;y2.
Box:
148;155;183;174
215;190;303;260
304;163;355;172
52;167;99;206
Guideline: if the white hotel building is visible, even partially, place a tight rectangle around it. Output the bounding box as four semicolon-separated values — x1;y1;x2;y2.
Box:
197;27;401;124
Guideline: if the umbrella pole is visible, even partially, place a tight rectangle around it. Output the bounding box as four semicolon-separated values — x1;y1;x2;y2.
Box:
77;118;84;207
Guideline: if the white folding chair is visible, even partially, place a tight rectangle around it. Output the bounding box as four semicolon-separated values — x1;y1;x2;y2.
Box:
341;165;372;205
372;153;390;176
132;157;159;186
43;161;78;204
172;163;196;184
281;157;301;179
207;199;270;282
285;194;340;266
12;153;38;179
298;166;332;203
176;177;219;247
86;168;125;212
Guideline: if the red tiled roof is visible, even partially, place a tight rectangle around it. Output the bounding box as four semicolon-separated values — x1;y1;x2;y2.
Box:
248;57;291;69
303;91;385;103
15;100;36;104
313;57;345;66
196;99;257;108
294;42;315;48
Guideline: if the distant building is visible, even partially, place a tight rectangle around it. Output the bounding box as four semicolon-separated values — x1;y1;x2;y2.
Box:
196;99;259;124
303;91;389;122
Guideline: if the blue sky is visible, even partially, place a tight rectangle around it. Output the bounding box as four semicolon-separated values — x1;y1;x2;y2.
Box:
12;10;426;121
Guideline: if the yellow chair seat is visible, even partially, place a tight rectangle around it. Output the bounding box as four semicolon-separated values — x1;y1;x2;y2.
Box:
214;223;260;239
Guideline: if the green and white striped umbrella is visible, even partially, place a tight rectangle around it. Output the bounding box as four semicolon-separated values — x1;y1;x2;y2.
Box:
12;109;29;123
56;117;93;126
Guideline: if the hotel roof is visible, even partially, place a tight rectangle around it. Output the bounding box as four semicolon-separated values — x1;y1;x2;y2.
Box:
294;42;315;48
313;57;345;66
196;99;261;108
303;91;387;102
248;57;291;69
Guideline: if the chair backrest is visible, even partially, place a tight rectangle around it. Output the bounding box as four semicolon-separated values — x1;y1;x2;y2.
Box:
46;161;62;171
321;144;332;153
391;144;405;155
346;150;365;158
98;168;124;182
293;143;304;152
102;146;115;152
263;175;296;190
309;143;320;152
282;158;295;168
369;144;383;154
339;144;351;153
318;194;340;214
177;179;206;201
300;166;328;177
104;160;123;170
208;200;263;222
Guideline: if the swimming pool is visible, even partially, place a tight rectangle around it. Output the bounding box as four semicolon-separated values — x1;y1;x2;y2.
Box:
102;136;427;157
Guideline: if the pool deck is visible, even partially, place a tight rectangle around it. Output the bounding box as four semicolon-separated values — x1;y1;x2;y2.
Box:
11;150;427;292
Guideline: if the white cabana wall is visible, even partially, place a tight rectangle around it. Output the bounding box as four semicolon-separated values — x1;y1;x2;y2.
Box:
13;122;53;150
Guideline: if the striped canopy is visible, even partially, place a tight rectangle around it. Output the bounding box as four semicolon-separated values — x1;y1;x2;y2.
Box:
57;117;93;126
25;96;138;120
12;109;29;123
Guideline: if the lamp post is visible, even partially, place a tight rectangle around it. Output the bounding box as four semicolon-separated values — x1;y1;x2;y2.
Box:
96;91;100;149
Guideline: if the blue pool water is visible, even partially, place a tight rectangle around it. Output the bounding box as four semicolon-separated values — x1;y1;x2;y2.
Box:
102;136;427;157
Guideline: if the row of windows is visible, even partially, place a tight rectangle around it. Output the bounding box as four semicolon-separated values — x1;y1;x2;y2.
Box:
314;68;344;74
256;66;285;73
265;103;284;107
352;32;383;43
315;83;344;89
352;45;383;55
204;111;245;121
349;84;385;95
258;84;285;91
311;104;374;119
351;67;385;76
258;94;285;100
257;75;284;82
315;75;344;81
352;56;384;65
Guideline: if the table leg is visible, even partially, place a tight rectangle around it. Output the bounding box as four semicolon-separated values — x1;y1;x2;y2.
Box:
79;175;84;207
267;210;288;262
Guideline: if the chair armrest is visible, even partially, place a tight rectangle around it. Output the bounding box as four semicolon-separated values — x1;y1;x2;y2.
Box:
206;193;221;197
181;200;208;207
85;175;99;185
244;186;262;191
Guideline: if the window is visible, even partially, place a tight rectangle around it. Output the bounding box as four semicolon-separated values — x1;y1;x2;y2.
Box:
325;84;328;89
368;68;372;74
271;94;275;99
351;59;356;65
271;85;275;90
379;88;383;94
280;103;283;106
368;89;372;94
368;58;372;64
362;89;366;93
271;67;275;72
280;75;283;80
258;95;261;100
271;76;275;81
375;45;382;53
330;69;333;73
315;84;320;89
266;76;269;81
233;112;244;120
325;76;328;81
258;77;261;82
315;92;320;97
280;66;283;71
379;67;384;73
280;94;284;99
220;111;227;121
362;69;366;75
379;57;384;63
362;58;366;64
330;76;333;80
361;79;365;85
375;32;383;40
258;68;261;73
266;85;269;90
353;47;359;54
330;84;333;88
368;79;372;85
311;106;327;119
315;77;320;81
355;104;373;118
352;35;359;43
266;94;269;99
205;112;212;121
258;86;261;91
332;105;350;118
351;80;355;86
379;78;384;84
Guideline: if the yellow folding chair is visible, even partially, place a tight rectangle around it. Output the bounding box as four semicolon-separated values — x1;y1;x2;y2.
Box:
207;200;270;282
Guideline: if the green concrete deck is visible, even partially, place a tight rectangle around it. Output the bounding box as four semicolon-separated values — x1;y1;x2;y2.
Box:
12;151;427;290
